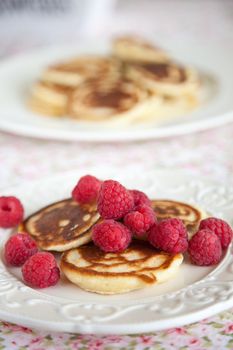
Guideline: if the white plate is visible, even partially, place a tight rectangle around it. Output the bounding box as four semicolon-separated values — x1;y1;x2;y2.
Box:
0;168;233;334
0;42;232;142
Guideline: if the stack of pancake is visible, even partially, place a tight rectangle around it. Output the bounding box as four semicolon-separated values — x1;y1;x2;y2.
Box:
28;36;200;125
21;198;207;294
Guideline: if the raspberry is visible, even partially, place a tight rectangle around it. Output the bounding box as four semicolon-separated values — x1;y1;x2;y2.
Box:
124;204;156;237
0;196;24;228
148;218;188;253
97;180;134;220
199;217;233;249
4;233;38;266
188;229;222;266
130;190;151;207
72;175;101;204
22;252;60;288
92;220;132;252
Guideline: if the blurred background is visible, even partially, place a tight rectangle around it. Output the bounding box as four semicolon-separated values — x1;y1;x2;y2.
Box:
0;0;233;57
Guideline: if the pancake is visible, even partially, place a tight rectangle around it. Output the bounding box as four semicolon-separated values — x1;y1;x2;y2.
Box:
22;199;100;252
69;78;161;124
60;241;183;294
41;56;122;87
151;199;207;236
28;81;72;116
112;36;169;63
126;61;200;98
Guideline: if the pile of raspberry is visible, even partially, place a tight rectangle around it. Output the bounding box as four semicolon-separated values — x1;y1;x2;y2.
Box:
72;174;233;266
0;196;60;289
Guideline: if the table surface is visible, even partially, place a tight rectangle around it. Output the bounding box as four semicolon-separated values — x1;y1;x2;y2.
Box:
1;0;233;349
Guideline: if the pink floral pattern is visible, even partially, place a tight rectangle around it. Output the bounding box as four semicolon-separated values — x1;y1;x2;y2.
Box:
1;310;233;349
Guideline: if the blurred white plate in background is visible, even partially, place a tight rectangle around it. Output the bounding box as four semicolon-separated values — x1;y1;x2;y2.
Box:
0;41;232;142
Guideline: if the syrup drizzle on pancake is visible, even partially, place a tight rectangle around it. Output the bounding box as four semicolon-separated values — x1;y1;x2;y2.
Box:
61;241;183;294
64;241;181;284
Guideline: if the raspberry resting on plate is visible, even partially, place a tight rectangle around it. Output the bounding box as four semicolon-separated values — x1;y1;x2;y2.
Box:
188;229;222;266
0;196;24;228
22;252;60;288
199;217;233;249
4;232;38;266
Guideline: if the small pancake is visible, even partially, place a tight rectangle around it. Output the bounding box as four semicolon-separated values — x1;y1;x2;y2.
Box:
60;241;183;294
22;199;100;252
69;78;161;125
28;81;72;116
112;36;169;63
151;199;207;236
126;61;200;98
41;56;122;87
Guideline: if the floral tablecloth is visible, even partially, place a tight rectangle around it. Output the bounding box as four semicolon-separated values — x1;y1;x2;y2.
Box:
1;1;233;348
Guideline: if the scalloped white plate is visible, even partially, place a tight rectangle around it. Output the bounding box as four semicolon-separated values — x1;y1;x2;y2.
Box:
0;168;233;334
0;42;233;142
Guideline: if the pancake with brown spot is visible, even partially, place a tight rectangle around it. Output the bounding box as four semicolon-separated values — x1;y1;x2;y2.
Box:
69;78;161;124
28;57;123;118
60;241;183;294
126;61;200;98
151;199;208;236
41;56;123;87
21;199;100;252
112;36;169;63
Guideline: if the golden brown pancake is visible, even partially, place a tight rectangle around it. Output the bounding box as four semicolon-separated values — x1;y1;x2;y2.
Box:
22;199;100;252
126;61;199;98
41;56;122;87
60;241;183;294
28;56;124;118
112;36;169;63
69;78;161;124
151;199;207;236
28;81;73;116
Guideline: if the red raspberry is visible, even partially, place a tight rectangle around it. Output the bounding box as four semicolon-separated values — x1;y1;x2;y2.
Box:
4;233;38;266
188;229;222;266
124;204;156;237
92;220;132;252
97;180;134;220
72;175;101;204
0;196;24;228
148;218;188;253
130;190;151;207
22;252;60;288
199;217;233;249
